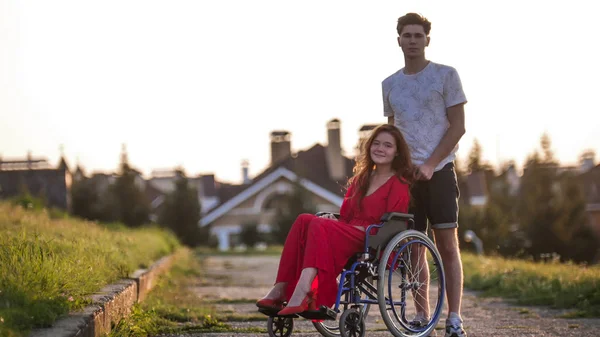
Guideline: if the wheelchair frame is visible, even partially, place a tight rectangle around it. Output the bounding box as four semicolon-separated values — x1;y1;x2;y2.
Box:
262;211;446;337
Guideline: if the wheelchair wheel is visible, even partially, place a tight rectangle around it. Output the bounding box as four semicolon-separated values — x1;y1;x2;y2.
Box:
267;316;293;337
339;307;366;337
377;230;445;337
313;318;342;337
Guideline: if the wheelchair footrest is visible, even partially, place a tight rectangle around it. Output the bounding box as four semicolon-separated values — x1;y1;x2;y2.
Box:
257;307;299;318
298;306;337;320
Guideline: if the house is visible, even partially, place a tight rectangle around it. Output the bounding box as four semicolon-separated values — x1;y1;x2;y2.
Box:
0;152;72;210
71;143;222;223
73;144;166;222
355;124;379;156
144;180;166;222
146;170;221;217
465;170;489;207
200;118;355;250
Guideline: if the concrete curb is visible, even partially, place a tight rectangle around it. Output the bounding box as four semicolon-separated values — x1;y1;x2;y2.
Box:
29;253;175;337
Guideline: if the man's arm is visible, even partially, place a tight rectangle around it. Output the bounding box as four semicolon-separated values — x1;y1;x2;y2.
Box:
418;103;466;179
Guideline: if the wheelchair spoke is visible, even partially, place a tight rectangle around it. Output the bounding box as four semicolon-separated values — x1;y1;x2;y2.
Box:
377;230;446;337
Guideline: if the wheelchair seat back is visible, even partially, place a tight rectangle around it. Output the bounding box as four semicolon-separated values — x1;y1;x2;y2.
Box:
367;212;414;258
368;219;408;251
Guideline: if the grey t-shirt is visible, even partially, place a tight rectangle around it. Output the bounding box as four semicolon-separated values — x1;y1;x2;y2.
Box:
382;61;467;171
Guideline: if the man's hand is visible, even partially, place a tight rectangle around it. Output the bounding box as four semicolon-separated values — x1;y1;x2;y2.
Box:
415;164;435;180
319;213;337;220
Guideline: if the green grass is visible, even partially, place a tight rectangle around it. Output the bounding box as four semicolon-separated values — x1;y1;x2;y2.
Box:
109;248;278;336
462;252;600;317
109;248;229;336
0;202;180;337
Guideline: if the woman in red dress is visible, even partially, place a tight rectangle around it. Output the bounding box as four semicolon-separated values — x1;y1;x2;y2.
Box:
256;124;414;316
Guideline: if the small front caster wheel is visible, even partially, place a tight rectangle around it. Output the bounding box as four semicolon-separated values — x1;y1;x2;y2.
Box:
339;308;365;337
267;316;294;337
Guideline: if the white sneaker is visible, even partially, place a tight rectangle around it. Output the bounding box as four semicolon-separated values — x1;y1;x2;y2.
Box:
444;317;466;337
409;315;437;336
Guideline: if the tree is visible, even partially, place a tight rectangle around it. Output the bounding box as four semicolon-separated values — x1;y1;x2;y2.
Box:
467;138;493;173
272;181;316;244
518;138;559;259
71;177;99;220
158;169;205;247
540;132;554;163
481;172;518;255
467;139;484;173
552;171;597;263
457;140;509;254
109;145;150;227
516;134;591;262
70;175;119;223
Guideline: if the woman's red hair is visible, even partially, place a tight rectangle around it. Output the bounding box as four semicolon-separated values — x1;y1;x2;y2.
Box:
348;124;414;206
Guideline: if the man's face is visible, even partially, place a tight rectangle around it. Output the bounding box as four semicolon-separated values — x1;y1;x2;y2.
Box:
397;24;429;59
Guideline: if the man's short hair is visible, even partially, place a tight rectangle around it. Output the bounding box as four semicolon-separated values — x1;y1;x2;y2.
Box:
397;13;431;36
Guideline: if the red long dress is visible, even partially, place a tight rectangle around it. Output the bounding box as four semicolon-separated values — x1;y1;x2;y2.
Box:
275;176;410;308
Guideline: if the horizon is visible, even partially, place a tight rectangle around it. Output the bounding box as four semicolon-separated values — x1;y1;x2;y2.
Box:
2;0;599;184
1;132;594;185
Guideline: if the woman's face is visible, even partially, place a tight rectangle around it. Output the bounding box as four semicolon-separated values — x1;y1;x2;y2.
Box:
370;131;397;166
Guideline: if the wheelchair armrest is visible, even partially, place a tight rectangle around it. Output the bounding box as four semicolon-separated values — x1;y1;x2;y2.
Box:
315;211;340;219
380;212;413;223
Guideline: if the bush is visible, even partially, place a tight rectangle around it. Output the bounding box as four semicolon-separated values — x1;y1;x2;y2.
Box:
240;224;260;248
10;193;46;211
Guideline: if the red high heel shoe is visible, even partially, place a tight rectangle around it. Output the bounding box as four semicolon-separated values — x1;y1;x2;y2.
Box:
277;291;317;316
256;297;286;310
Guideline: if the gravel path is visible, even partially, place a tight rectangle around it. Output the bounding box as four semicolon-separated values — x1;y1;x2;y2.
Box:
161;255;600;337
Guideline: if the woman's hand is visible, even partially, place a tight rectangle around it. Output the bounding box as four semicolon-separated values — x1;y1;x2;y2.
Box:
319;213;337;220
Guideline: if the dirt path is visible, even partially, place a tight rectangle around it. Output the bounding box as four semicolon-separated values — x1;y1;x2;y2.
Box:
165;255;600;337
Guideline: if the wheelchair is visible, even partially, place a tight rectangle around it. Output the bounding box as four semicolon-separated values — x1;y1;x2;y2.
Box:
259;211;446;337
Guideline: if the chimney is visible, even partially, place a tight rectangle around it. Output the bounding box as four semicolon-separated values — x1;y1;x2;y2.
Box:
579;150;595;173
241;159;251;184
358;124;377;145
326;119;345;181
270;131;291;165
355;124;378;156
200;174;217;197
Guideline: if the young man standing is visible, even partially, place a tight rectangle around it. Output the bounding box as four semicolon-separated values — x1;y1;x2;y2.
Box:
382;13;468;337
